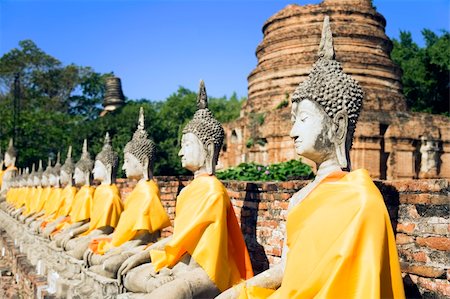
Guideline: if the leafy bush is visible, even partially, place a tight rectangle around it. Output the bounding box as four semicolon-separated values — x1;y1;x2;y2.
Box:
217;159;314;181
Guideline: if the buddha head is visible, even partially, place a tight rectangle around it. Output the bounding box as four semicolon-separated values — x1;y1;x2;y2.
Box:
0;147;3;170
289;16;363;170
74;139;94;186
48;152;61;187
42;157;53;187
20;168;29;188
93;132;118;185
60;146;75;186
27;164;36;187
178;80;225;175
123;107;156;180
33;160;44;187
4;138;17;168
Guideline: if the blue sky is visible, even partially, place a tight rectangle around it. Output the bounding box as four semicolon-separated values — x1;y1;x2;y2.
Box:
1;0;449;101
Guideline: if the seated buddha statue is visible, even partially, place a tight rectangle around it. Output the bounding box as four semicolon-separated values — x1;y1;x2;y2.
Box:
53;140;95;247
42;146;78;238
21;160;45;223
27;158;55;227
218;17;405;299
9;168;29;217
118;81;253;299
85;107;171;279
63;133;124;259
0;139;18;201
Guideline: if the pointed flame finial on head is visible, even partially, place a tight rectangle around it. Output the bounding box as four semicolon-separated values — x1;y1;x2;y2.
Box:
138;107;145;131
56;152;61;165
38;160;43;172
67;146;72;159
104;132;111;146
81;139;89;158
197;80;208;109
318;16;335;60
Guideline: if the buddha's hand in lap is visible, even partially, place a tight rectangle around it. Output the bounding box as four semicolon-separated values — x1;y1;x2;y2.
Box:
118;250;151;284
145;267;175;293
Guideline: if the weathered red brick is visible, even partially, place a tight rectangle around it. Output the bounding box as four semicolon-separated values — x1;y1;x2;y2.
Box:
406;265;445;278
417;277;450;296
397;223;415;234
412;251;428;263
396;233;414;245
417;237;450;251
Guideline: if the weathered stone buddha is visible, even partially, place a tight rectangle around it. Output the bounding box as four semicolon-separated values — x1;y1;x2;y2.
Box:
85;107;171;279
8;167;29;217
27;158;55;226
42;146;78;238
53;140;95;247
21;160;44;222
0;139;18;200
63;133;124;259
118;81;253;299
218;17;404;299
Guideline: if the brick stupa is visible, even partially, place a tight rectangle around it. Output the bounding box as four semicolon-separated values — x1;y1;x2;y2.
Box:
220;0;449;179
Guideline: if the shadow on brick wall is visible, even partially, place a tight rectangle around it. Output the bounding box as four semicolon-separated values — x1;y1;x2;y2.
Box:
240;183;270;274
375;182;400;234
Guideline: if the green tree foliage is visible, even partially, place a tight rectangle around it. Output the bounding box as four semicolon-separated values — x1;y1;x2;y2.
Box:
216;160;313;181
0;40;244;175
391;30;450;114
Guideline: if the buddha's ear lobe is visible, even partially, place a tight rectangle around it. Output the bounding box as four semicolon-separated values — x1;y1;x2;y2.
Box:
205;140;215;175
333;110;349;169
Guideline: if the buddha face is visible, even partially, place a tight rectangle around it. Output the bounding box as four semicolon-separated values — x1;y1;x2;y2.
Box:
49;174;58;186
60;170;71;185
73;167;86;186
123;152;143;179
41;175;49;187
93;160;108;182
290;99;335;164
4;153;14;167
178;133;206;173
33;175;41;187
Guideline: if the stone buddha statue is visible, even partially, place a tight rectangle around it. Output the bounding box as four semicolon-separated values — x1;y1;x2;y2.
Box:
85;107;171;280
218;17;404;299
53;140;95;247
63;133;124;259
42;146;78;238
118;81;253;299
9;167;29;217
0;139;18;199
27;158;55;227
22;160;44;223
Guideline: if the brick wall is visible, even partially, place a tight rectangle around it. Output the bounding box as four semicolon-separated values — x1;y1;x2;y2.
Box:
116;177;449;297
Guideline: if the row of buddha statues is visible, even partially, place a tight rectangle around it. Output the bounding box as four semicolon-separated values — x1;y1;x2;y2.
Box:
0;17;405;299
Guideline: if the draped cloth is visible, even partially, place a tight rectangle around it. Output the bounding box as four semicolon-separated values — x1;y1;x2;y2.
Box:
150;175;253;292
89;180;170;255
81;184;123;236
42;187;62;217
240;169;405;299
54;185;77;219
51;185;95;235
35;186;52;214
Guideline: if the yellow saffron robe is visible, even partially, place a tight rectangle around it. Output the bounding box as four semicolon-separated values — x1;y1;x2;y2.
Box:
90;180;171;255
51;185;95;235
150;175;254;292
81;184;123;236
0;169;3;188
35;186;52;214
54;185;78;219
23;187;37;216
240;169;404;299
27;186;44;215
41;187;62;217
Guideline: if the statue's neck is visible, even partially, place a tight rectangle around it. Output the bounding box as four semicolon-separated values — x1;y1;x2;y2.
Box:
193;166;209;178
314;159;342;182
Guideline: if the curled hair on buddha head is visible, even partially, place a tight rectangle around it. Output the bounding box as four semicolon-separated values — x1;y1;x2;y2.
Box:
50;152;61;177
291;16;364;150
6;138;17;159
124;107;156;167
182;80;225;173
75;139;94;173
96;132;119;174
61;146;75;175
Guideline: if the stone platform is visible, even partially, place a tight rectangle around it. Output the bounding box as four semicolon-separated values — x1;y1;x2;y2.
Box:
0;177;449;298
